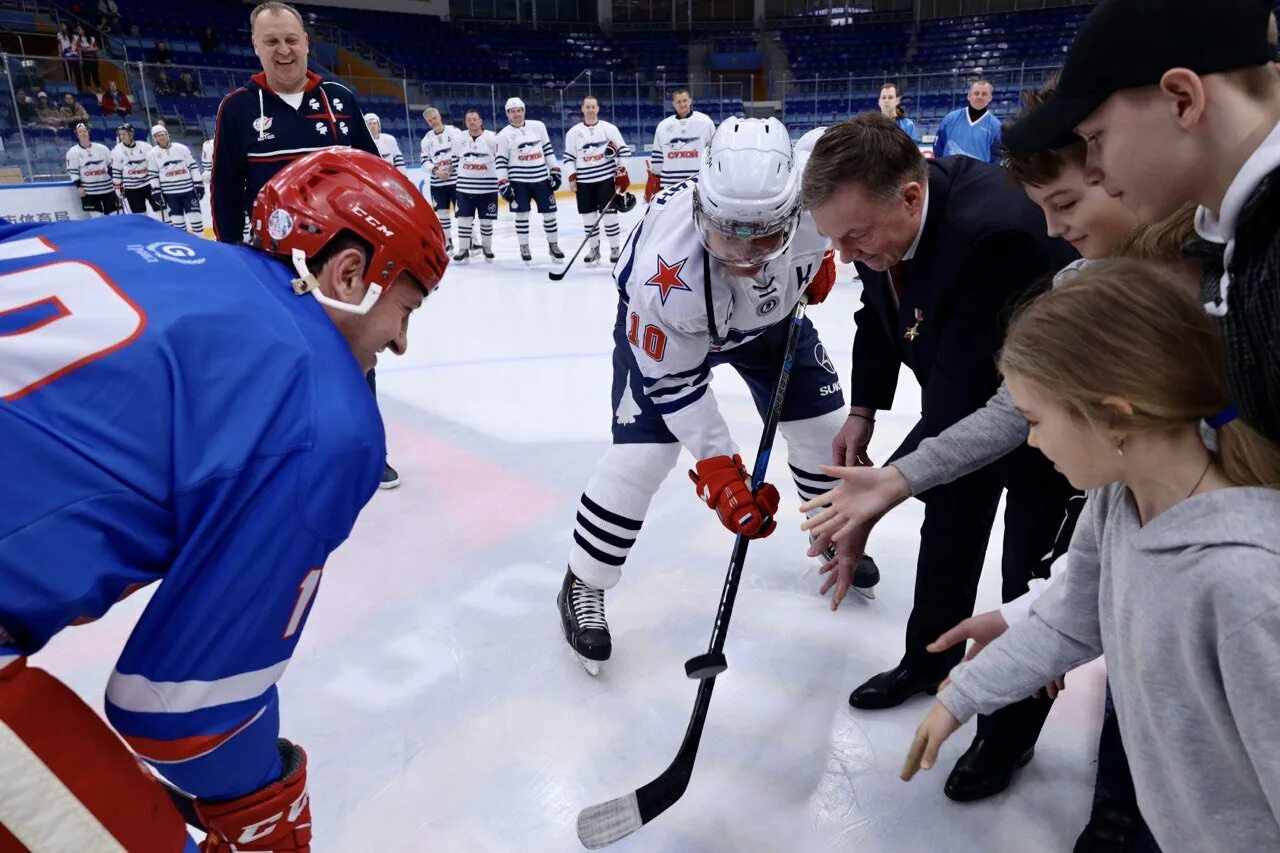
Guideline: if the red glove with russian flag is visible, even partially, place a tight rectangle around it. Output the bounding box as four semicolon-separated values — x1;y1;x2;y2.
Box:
689;454;779;539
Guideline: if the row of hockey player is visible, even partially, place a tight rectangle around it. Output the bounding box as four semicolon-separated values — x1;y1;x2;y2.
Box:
419;89;718;266
66;122;204;233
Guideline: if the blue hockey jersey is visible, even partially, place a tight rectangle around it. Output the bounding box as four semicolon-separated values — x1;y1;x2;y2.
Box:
0;216;384;800
933;107;1002;164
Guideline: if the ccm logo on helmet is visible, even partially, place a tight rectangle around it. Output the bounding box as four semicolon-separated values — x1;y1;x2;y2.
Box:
350;203;395;238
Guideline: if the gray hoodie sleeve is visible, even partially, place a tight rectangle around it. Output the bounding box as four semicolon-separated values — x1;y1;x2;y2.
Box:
890;382;1029;496
938;492;1104;722
1219;598;1280;819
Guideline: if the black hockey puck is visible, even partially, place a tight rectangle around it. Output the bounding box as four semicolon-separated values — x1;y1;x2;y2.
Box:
685;652;727;679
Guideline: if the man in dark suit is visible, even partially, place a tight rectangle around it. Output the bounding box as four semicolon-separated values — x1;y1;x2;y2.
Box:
804;114;1079;801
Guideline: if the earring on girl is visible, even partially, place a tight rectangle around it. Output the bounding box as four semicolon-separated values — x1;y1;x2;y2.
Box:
1115;437;1126;457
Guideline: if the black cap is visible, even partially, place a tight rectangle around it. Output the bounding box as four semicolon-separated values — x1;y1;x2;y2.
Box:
1005;0;1275;154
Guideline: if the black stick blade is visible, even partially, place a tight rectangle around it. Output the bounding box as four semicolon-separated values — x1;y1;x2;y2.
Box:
577;791;642;849
548;268;569;281
684;652;727;680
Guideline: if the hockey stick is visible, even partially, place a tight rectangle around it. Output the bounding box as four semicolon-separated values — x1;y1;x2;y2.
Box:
158;777;206;831
576;297;810;849
548;191;619;281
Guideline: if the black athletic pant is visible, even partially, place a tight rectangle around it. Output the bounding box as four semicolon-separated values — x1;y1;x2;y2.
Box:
890;422;1080;755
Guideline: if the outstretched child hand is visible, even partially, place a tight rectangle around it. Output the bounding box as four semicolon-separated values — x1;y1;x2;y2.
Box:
901;702;962;781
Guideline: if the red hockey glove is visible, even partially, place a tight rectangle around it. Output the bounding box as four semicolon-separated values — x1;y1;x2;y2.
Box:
644;165;662;203
568;172;578;193
615;166;632;195
689;454;780;539
197;740;311;852
805;249;837;305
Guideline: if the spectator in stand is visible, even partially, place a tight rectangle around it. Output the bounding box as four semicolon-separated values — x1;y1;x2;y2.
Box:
35;91;64;127
200;27;220;54
14;89;37;125
880;82;919;142
101;80;132;116
153;40;174;65
57;22;82;90
153;70;175;96
96;13;113;35
933;79;1003;163
59;92;91;125
75;25;101;92
100;0;120;27
175;71;202;97
127;23;140;38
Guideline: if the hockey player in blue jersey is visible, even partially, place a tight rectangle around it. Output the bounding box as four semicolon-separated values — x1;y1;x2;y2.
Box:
557;117;880;675
0;148;447;851
932;79;1003;163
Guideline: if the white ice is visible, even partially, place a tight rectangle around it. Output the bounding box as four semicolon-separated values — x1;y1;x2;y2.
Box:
35;204;1105;852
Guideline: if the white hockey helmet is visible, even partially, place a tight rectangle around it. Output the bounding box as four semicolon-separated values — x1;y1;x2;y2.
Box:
505;97;525;112
693;116;800;269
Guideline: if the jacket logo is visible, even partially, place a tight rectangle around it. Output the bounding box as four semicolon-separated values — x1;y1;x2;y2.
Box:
315;122;328;136
309;98;320;110
252;116;273;132
339;122;348;136
332;98;344;112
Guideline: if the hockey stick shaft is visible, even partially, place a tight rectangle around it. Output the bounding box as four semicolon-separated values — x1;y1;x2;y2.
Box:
548;191;619;281
576;297;809;849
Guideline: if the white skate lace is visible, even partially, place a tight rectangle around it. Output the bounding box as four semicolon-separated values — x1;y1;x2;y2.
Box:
571;580;608;631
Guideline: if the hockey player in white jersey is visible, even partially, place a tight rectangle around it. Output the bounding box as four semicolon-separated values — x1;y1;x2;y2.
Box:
112;124;166;222
365;113;407;174
66;122;120;217
421;107;467;254
563;94;636;266
201;137;214;182
147;125;203;234
451;109;500;264
496;97;563;263
558;117;879;674
645;87;716;202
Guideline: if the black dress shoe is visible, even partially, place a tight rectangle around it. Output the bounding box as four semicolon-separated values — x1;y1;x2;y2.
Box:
943;737;1034;802
848;664;943;710
1073;798;1147;852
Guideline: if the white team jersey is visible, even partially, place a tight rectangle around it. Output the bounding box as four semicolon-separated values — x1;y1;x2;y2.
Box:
110;140;152;191
496;120;558;184
454;129;500;194
66;142;115;196
148;141;201;195
201;139;214;182
420;125;464;188
614;174;830;459
372;133;406;172
563;119;632;185
650;111;716;188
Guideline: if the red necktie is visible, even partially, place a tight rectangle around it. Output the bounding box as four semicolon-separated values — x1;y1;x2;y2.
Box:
888;262;907;302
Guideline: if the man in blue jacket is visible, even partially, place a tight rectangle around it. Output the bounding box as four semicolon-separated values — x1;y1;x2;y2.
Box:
932;79;1002;163
212;2;396;485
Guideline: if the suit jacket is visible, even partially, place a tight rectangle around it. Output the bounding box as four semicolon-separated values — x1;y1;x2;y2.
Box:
848;156;1077;451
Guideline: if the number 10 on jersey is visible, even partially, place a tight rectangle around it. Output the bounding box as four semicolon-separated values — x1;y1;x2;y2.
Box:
626;311;666;362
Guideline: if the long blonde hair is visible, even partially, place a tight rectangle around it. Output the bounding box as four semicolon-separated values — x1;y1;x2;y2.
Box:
999;259;1280;487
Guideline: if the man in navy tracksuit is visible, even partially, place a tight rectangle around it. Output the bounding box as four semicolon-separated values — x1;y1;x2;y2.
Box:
215;1;397;486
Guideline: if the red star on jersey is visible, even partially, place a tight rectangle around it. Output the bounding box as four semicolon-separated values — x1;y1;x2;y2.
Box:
645;255;692;305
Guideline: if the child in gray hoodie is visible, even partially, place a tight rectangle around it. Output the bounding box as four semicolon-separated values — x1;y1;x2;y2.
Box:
900;260;1280;853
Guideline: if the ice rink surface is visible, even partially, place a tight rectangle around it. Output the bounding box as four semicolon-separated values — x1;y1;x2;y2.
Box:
35;203;1106;852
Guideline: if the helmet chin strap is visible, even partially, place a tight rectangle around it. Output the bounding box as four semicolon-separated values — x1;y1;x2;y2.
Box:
290;248;383;315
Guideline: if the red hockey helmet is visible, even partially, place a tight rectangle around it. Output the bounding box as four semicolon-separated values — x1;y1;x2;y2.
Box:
251;148;447;315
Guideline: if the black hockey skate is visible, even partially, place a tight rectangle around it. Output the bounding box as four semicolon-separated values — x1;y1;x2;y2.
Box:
810;533;879;599
445;238;454;254
482;247;495;262
609;246;621;264
520;244;532;263
582;246;600;266
548;242;565;261
452;247;469;264
558;568;611;676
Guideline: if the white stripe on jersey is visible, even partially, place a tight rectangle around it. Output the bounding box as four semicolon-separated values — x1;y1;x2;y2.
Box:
65;143;115;196
564;119;632;185
373;133;406;172
111;141;152;190
650;111;716;187
455;129;499;194
147;141;200;195
496;119;558;184
421;126;463;188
